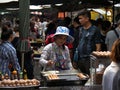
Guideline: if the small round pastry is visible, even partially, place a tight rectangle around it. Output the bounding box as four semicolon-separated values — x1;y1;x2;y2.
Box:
1;84;5;87
29;82;32;86
16;83;20;86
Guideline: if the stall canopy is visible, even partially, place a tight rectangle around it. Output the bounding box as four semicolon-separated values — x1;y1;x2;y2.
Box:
0;0;119;11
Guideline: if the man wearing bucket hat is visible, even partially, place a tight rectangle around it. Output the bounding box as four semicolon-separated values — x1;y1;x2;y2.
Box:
39;26;74;71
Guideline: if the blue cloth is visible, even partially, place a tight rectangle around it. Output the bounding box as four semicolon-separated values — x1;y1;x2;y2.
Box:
77;25;101;58
0;41;21;76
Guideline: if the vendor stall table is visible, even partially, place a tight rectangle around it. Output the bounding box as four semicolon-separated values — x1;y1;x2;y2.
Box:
0;85;102;90
0;85;39;90
39;85;102;90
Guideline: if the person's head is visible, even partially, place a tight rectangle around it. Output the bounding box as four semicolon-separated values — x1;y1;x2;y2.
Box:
114;13;120;28
117;19;120;28
63;17;72;27
101;20;111;34
54;26;74;46
110;39;120;63
58;17;72;27
78;9;91;26
115;13;120;23
73;16;80;28
54;35;67;46
1;28;15;42
96;18;103;26
45;22;56;36
2;21;12;30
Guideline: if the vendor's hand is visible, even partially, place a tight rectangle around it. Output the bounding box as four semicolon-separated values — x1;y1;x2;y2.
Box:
47;60;54;66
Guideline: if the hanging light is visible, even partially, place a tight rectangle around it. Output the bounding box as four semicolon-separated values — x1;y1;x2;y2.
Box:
107;11;111;16
114;3;120;7
29;5;43;10
55;3;63;6
0;0;18;3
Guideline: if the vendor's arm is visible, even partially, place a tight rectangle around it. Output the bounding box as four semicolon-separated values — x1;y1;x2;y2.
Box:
39;44;54;67
96;43;101;51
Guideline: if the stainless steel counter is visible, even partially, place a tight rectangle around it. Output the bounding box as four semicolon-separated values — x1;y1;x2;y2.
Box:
39;85;102;90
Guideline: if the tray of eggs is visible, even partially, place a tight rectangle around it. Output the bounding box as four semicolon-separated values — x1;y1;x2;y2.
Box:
92;51;111;57
0;79;40;88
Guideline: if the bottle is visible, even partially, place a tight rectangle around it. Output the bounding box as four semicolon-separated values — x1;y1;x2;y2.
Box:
19;71;23;79
23;69;28;80
89;68;95;85
12;69;18;79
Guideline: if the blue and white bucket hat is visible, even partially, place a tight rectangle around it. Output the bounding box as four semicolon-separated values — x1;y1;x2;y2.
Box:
54;26;74;43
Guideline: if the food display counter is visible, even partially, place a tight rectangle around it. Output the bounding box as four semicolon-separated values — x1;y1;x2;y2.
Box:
39;85;102;90
32;51;111;90
0;79;40;90
90;51;111;84
40;70;89;87
38;70;102;90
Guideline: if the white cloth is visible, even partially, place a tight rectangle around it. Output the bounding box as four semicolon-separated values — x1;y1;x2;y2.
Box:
39;42;73;71
102;61;120;90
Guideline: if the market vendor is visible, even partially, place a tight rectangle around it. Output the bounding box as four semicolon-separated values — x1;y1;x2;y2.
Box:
39;26;74;71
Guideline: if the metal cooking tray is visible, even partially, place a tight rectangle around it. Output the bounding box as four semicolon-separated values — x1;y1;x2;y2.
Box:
44;74;88;86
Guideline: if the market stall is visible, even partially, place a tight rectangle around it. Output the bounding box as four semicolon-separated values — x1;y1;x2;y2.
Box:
40;70;89;86
38;69;102;90
28;51;111;90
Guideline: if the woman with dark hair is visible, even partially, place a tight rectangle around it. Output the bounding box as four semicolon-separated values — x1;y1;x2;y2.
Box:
102;39;120;90
0;28;21;77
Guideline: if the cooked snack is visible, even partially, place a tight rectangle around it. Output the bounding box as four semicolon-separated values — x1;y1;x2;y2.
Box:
47;74;59;80
92;51;111;57
0;79;40;87
77;73;88;79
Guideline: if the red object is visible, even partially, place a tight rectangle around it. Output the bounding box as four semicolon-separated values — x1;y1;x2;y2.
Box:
45;34;73;49
45;34;54;45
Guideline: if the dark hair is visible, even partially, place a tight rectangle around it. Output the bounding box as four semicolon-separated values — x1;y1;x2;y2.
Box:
73;16;80;24
62;17;72;27
1;28;13;41
110;39;120;63
78;9;91;20
102;20;111;31
45;22;56;35
115;13;120;23
96;18;103;26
